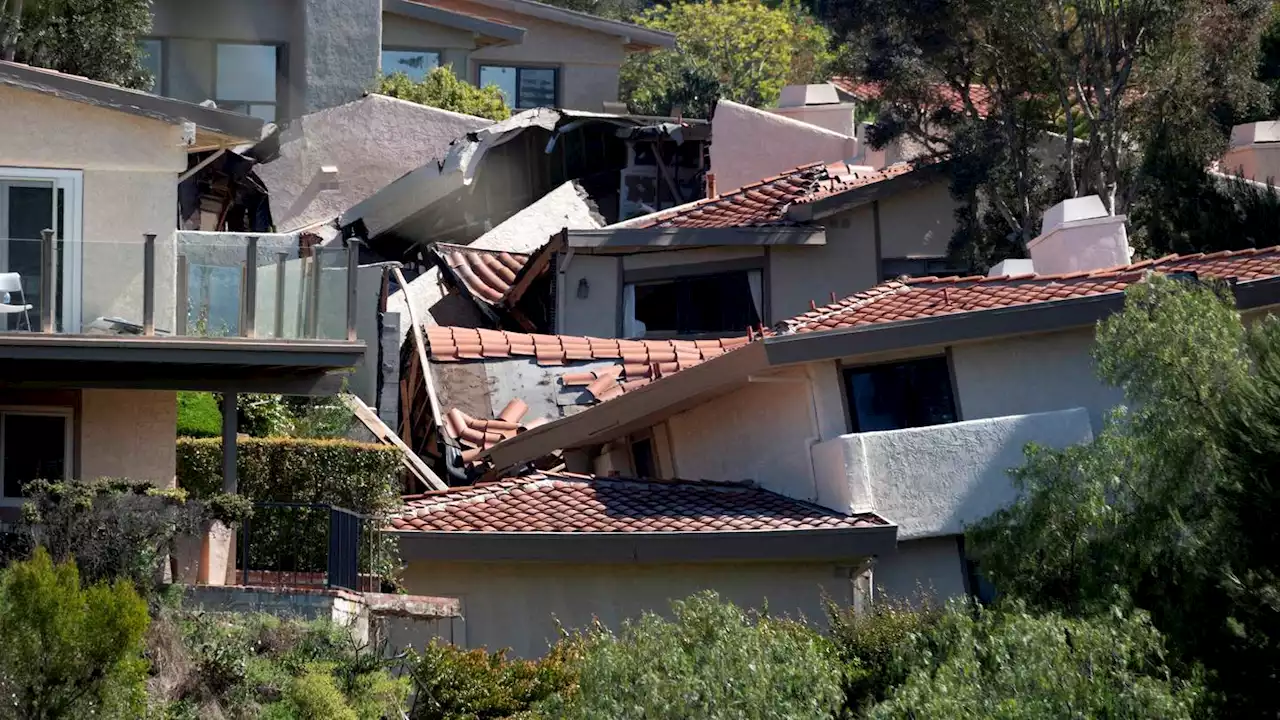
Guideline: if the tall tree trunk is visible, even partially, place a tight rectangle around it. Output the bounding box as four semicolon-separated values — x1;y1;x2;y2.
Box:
1;0;22;62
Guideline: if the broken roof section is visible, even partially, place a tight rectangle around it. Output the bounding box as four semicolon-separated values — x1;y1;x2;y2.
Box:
0;60;265;148
339;107;710;265
466;245;1280;471
255;93;493;233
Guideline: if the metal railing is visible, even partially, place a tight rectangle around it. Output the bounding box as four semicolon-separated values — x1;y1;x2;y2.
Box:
238;502;382;593
21;230;360;341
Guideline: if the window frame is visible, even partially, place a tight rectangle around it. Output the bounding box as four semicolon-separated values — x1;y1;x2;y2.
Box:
476;63;560;109
381;46;443;82
0;406;73;503
0;168;84;333
620;257;769;339
213;41;285;122
841;354;959;434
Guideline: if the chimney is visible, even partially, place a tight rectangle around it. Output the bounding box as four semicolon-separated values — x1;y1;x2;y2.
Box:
705;172;717;199
1026;195;1132;275
768;83;856;137
1222;121;1280;182
987;258;1035;277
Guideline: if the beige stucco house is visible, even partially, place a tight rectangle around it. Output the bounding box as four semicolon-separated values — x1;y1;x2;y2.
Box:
397;198;1280;629
147;0;675;119
0;61;363;510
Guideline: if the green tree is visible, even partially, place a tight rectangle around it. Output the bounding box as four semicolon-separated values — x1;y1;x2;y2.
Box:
541;591;843;719
378;68;511;121
0;0;152;88
965;275;1280;715
620;0;832;118
866;601;1200;719
829;0;1272;268
0;549;150;719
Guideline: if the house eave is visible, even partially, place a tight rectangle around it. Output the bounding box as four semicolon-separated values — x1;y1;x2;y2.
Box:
394;523;898;563
568;226;826;250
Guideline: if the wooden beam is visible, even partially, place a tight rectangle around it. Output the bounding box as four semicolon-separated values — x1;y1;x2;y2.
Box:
342;393;446;492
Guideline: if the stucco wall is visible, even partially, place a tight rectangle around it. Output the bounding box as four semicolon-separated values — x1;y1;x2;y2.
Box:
771;209;878;321
710;99;856;191
558;254;618;336
0;86;184;332
666;367;821;501
811;408;1094;539
951;327;1126;432
399;559;857;657
79;390;178;488
302;0;382;112
1222;143;1280;183
873;536;968;602
257;94;490;232
876;180;957;259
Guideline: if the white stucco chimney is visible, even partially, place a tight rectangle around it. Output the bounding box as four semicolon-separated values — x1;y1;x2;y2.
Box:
987;258;1035;277
1026;195;1133;275
1222;121;1280;182
769;84;857;138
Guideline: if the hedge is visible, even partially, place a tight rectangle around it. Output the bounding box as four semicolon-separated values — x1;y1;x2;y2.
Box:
177;391;222;438
176;438;404;585
176;437;402;517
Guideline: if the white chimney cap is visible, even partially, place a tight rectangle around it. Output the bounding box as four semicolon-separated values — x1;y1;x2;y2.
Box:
1231;121;1280;148
988;258;1035;277
1041;195;1108;235
777;84;841;108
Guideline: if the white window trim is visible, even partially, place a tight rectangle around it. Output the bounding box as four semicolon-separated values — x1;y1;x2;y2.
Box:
0;405;74;505
0;167;84;333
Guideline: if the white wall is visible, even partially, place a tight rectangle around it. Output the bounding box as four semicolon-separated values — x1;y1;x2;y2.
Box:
811;408;1094;539
876;180;957;259
951;328;1126;433
558;254;618;337
399;559;857;657
709;99;856;192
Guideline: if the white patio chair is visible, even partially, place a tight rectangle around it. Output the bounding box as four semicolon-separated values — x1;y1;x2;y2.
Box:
0;273;33;331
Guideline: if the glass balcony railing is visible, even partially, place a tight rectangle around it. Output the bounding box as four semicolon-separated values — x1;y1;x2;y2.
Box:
0;232;358;341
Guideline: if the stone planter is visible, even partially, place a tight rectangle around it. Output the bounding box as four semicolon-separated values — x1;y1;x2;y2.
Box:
197;521;235;586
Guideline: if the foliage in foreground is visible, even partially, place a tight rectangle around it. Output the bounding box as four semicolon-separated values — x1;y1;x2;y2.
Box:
148;610;406;720
540;591;843;719
866;601;1200;719
825;594;943;715
379;68;511;121
0;548;150;719
620;0;831;118
966;275;1280;716
408;640;578;720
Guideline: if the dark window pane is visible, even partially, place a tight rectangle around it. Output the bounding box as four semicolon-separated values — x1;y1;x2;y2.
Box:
846;356;957;432
3;414;66;498
518;68;556;108
631;437;655;478
632;270;761;336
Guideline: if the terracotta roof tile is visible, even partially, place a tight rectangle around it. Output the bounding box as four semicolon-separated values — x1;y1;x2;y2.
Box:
831;76;994;116
780;246;1280;334
432;243;532;307
390;471;889;533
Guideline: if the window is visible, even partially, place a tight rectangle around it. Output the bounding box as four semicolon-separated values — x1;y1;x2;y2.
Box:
0;168;83;333
216;43;280;122
478;65;557;109
624;269;763;337
630;435;655;478
382;49;440;82
139;38;163;93
0;409;71;499
844;356;957;433
881;257;965;281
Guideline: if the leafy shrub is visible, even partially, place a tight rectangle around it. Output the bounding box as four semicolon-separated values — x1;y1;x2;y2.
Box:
825;595;942;715
150;611;407;719
408;639;578;720
20;479;251;592
379;68;511;121
0;549;150;719
540;591;842;720
866;601;1202;719
177;392;221;438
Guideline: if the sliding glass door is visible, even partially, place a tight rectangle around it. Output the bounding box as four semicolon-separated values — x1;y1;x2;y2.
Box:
0;169;82;332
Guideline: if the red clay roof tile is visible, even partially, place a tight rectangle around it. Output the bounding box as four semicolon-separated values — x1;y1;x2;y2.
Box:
390;471;889;533
434;243;533;307
780;246;1280;334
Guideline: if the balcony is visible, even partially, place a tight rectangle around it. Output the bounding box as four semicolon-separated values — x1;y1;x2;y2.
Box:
810;408;1094;540
0;231;356;340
